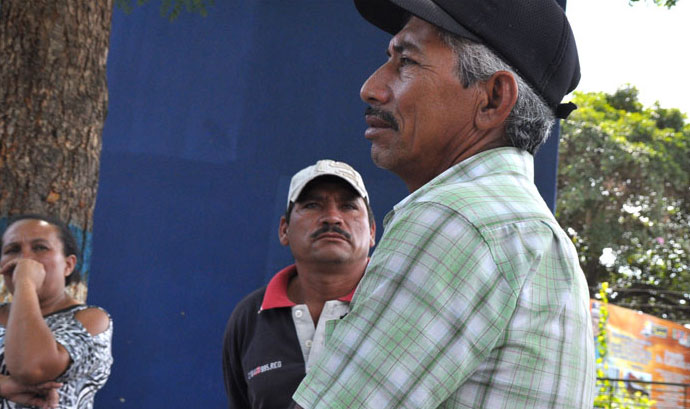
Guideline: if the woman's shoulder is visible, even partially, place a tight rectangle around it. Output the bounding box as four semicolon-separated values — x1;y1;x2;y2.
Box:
73;305;111;336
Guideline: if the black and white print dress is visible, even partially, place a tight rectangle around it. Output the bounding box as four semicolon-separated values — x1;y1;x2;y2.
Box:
0;304;113;409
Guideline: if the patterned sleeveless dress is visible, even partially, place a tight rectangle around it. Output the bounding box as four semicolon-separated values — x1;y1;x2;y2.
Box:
0;304;113;409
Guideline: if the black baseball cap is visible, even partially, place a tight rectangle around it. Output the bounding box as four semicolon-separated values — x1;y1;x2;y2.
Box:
354;0;581;119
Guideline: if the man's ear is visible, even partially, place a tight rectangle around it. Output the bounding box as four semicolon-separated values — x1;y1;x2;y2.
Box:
278;216;289;246
369;220;376;248
476;71;518;130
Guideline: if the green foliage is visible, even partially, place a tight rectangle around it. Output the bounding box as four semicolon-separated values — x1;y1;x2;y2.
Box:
606;86;643;113
557;85;690;322
114;0;214;21
595;283;610;382
628;0;680;8
594;283;655;408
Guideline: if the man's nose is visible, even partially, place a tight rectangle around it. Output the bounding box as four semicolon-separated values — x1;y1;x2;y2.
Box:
320;205;344;225
360;64;391;105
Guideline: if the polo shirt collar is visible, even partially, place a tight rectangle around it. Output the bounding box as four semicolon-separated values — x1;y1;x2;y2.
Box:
260;264;356;311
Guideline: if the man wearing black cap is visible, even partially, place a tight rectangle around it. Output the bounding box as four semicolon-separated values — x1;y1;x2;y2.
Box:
292;1;594;408
222;160;376;409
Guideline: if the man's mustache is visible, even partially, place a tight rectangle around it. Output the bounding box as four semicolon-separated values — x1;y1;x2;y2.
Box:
365;106;400;131
310;225;351;241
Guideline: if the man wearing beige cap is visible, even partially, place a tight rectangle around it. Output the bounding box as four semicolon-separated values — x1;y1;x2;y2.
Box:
222;160;375;409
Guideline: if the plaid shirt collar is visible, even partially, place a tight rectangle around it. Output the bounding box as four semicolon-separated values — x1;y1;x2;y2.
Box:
385;147;534;226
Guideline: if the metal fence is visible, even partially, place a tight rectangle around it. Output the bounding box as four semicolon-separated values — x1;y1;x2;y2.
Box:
595;378;690;408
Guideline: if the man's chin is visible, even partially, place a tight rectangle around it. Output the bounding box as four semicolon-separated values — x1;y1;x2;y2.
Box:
311;249;351;264
370;147;395;171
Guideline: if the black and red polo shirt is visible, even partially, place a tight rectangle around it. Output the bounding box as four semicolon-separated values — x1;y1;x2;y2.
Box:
222;265;355;409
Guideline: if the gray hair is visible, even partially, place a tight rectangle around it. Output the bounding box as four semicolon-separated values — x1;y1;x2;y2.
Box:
438;31;556;154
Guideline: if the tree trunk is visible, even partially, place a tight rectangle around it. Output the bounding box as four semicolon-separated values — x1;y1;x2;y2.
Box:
0;0;113;301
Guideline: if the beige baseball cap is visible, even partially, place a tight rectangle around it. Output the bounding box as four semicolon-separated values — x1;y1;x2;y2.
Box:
287;160;369;208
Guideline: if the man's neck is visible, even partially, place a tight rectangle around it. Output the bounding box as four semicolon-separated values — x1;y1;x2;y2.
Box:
402;130;508;193
287;260;366;323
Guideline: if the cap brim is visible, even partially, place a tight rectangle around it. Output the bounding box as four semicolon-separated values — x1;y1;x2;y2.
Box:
288;174;369;208
354;0;481;42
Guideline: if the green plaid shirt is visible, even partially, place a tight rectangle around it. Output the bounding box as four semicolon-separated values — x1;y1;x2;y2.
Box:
294;147;595;408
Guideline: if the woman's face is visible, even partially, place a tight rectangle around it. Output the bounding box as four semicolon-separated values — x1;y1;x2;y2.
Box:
0;219;75;297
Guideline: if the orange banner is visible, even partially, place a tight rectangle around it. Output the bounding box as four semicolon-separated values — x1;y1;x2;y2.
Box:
592;300;690;406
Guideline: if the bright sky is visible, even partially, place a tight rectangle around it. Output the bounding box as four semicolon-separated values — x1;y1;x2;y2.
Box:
566;0;690;116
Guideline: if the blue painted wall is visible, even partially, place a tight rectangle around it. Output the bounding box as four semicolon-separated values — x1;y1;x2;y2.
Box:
88;1;563;407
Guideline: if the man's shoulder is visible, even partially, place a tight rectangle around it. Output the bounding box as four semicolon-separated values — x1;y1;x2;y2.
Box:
227;286;267;325
410;171;553;231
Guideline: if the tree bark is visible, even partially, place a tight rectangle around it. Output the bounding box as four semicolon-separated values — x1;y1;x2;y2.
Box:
0;0;113;301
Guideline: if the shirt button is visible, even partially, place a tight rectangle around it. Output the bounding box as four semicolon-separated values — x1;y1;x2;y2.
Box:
305;340;312;348
295;310;303;318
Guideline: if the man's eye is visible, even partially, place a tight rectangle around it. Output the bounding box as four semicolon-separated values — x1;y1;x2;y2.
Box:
303;202;319;209
2;246;19;255
400;56;417;66
33;245;49;252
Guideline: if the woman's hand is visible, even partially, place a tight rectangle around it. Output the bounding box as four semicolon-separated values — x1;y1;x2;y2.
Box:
0;375;61;409
0;258;46;292
3;257;71;384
